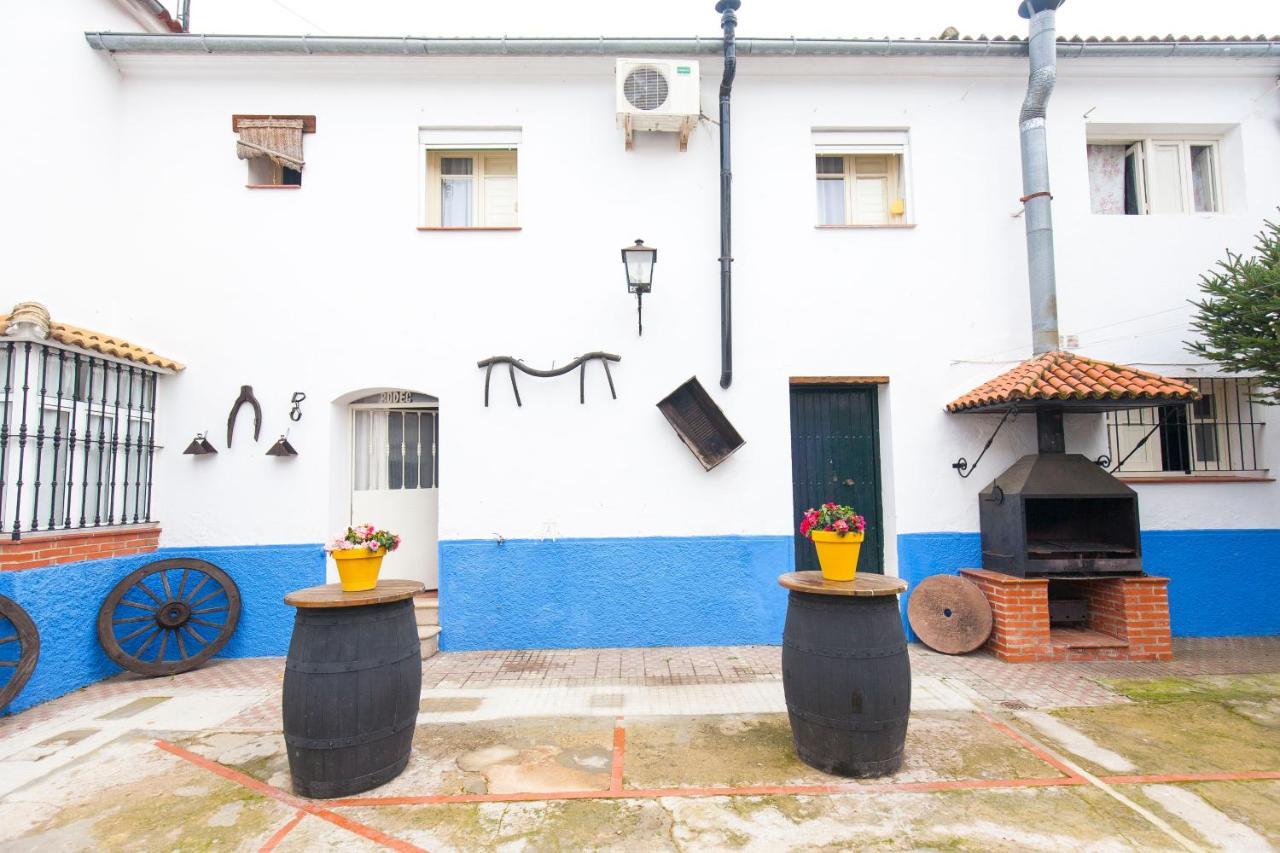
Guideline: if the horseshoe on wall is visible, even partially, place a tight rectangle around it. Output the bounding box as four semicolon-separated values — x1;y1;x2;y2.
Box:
226;385;263;447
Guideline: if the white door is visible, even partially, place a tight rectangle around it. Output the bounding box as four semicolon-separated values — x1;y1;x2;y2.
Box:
351;407;439;589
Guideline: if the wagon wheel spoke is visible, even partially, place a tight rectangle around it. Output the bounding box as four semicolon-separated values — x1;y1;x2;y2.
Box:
116;600;157;613
159;570;174;600
188;617;227;629
0;634;17;645
182;575;210;604
134;627;162;658
174;629;189;661
134;580;164;605
191;606;229;616
0;660;16;668
112;614;154;626
154;630;169;663
181;624;211;653
116;622;157;644
175;569;190;600
189;587;225;610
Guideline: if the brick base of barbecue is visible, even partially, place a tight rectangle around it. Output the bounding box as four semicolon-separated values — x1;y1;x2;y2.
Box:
959;569;1173;663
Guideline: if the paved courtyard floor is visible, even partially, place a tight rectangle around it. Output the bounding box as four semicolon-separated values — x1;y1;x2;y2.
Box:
1;638;1278;851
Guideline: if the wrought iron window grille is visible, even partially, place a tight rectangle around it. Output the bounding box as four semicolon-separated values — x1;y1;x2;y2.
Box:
1105;377;1266;476
0;339;161;541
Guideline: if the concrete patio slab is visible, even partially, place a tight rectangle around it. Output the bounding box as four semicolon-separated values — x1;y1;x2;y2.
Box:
1;640;1278;851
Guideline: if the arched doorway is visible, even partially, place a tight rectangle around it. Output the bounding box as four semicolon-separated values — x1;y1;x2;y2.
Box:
344;389;439;590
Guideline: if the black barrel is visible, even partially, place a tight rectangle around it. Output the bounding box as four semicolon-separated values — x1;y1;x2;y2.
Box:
781;590;911;777
282;599;421;798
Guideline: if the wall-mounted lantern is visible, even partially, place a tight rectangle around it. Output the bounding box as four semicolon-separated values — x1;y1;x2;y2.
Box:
621;239;657;335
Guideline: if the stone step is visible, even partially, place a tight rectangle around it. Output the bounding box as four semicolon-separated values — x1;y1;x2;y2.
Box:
414;595;439;627
418;625;442;660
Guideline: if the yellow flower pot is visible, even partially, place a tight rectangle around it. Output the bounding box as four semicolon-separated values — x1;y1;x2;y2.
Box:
330;548;386;592
810;530;864;582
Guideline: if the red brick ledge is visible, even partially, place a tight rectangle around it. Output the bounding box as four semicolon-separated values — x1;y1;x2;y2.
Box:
0;524;161;571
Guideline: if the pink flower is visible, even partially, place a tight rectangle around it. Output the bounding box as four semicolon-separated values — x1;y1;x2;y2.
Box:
833;519;849;533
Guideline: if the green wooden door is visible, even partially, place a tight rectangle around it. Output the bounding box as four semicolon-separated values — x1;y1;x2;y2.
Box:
789;385;885;573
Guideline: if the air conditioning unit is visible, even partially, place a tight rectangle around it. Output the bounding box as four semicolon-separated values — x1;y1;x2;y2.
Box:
616;59;700;151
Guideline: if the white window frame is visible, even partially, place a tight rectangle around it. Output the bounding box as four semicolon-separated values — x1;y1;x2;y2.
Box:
812;129;912;227
418;127;521;229
1088;136;1224;216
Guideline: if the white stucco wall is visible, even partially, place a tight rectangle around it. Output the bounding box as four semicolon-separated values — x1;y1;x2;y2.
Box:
6;21;1280;567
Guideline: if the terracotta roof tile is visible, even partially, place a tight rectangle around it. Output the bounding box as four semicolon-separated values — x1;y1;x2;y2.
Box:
947;351;1196;413
0;310;183;372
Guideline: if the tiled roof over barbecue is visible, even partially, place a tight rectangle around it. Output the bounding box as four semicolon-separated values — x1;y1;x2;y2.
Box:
1;303;184;372
947;351;1197;413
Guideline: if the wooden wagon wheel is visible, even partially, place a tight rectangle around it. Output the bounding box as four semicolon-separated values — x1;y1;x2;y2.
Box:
0;595;40;713
97;558;241;677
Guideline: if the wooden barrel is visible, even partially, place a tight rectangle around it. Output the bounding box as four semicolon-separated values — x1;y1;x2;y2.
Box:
282;581;423;799
779;572;911;778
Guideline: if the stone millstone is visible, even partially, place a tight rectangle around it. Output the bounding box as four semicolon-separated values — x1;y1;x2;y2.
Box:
907;575;993;654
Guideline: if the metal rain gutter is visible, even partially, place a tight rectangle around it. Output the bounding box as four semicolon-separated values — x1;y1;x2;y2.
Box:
716;0;739;390
84;32;1280;59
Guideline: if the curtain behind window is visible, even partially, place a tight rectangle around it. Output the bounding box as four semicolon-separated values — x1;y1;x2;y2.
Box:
1087;144;1125;214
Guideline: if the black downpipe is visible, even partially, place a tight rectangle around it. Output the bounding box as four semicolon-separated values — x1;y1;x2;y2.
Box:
716;0;739;389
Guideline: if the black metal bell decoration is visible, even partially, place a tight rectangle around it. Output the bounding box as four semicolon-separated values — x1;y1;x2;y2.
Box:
183;433;217;455
266;435;298;457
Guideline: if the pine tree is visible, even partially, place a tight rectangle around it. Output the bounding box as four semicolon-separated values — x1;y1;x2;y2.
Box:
1187;216;1280;405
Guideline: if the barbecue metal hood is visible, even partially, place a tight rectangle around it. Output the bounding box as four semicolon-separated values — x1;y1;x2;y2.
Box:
979;453;1142;578
984;452;1136;499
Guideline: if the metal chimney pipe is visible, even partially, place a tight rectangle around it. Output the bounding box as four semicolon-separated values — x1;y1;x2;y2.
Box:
1018;0;1063;355
716;0;739;390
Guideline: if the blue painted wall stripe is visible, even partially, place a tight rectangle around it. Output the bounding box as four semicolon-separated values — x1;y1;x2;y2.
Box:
0;544;324;716
897;529;1280;638
440;536;794;651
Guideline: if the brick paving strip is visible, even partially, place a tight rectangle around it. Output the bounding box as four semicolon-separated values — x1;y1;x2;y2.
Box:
152;740;428;853
153;710;1280;853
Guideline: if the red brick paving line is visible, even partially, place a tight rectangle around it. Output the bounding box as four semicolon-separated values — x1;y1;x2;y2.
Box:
257;810;305;852
981;709;1280;790
153;740;427;853
610;716;625;794
978;711;1085;780
1100;770;1280;785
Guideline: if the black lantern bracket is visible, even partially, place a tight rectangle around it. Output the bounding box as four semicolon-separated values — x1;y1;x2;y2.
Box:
477;352;621;407
952;403;1019;479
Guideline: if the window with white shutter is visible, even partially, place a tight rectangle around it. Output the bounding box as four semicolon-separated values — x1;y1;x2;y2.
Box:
419;128;521;229
812;130;910;226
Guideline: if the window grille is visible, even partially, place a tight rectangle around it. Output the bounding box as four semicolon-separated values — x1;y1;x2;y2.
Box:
1106;377;1265;475
0;340;159;540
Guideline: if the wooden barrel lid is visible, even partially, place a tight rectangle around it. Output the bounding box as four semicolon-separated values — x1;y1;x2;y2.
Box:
907;575;993;654
285;579;425;609
778;571;907;597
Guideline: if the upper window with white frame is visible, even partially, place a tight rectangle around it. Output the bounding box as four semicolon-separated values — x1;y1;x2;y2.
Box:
1087;136;1222;215
419;127;520;229
813;130;910;226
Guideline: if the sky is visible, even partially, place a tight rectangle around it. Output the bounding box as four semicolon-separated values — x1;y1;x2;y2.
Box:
179;0;1278;40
